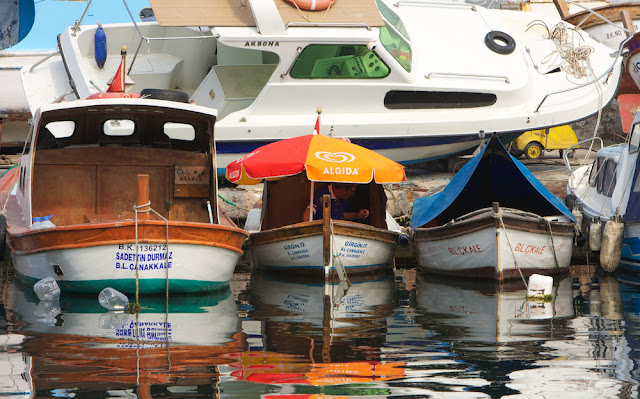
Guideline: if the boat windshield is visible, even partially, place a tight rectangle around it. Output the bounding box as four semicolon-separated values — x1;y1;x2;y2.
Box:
375;0;412;72
290;44;390;79
379;23;412;72
630;122;640;154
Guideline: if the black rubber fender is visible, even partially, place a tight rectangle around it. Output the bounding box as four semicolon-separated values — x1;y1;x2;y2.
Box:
485;31;516;55
140;88;190;103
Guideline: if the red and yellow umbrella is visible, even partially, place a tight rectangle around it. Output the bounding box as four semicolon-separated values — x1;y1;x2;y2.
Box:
226;134;406;185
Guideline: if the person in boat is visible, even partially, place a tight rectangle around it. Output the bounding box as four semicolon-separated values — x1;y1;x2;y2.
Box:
303;182;369;222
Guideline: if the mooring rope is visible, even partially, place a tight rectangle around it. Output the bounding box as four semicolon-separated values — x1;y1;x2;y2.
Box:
492;207;528;289
545;219;562;274
133;201;170;311
329;219;351;288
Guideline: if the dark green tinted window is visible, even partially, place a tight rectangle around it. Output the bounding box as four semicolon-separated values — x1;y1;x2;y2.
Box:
290;44;390;79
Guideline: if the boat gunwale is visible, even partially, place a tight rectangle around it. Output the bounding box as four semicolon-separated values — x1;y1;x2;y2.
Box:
7;219;248;256
413;209;575;242
250;219;399;246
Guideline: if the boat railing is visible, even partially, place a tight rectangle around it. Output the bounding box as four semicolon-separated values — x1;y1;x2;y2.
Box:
563;136;603;187
425;72;509;84
534;0;632;114
71;0;95;36
28;50;61;73
285;22;372;30
70;0;218;74
393;0;477;11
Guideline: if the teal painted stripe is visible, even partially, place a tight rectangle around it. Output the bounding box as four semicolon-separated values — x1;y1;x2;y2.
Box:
15;272;230;295
14;278;232;313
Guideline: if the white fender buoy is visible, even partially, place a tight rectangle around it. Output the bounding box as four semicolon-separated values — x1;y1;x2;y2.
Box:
572;206;583;233
588;218;603;252
600;216;624;273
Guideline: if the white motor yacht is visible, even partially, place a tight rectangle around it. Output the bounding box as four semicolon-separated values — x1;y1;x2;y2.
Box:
22;0;624;173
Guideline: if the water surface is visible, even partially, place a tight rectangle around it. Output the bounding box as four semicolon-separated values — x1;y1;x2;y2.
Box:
1;259;638;398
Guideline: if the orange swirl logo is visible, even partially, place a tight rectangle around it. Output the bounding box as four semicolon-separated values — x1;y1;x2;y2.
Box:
314;151;355;163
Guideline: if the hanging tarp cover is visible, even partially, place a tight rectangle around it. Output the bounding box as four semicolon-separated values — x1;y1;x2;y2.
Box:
410;135;575;228
624;153;640;221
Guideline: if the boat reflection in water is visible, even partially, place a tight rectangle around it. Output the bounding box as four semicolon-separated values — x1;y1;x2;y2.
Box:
414;265;632;397
416;272;574;345
5;280;246;397
223;270;404;396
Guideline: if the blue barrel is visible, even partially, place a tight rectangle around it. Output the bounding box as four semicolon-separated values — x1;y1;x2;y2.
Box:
94;25;107;68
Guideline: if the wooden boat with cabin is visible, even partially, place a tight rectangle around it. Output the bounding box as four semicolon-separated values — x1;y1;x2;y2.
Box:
0;95;248;294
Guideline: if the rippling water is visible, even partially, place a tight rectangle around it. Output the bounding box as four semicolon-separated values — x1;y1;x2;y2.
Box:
1;257;638;398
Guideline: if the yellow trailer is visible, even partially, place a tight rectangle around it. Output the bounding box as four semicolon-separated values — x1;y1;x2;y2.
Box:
510;125;578;159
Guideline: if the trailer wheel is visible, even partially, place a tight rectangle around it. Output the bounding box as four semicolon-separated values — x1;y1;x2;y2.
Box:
524;142;543;159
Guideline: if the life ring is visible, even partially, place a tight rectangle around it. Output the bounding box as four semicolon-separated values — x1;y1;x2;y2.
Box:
284;0;336;11
484;31;516;55
87;92;141;99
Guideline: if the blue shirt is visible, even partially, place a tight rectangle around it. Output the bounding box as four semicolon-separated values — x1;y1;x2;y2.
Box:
312;186;348;220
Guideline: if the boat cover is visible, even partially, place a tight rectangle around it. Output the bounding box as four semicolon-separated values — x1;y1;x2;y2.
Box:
410;135;576;228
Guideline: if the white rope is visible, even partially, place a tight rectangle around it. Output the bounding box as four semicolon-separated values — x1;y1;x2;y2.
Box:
132;201;170;307
492;207;528;289
541;23;595;83
545;219;561;274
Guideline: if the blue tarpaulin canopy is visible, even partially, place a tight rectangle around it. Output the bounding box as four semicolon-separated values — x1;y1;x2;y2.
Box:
410;135;575;228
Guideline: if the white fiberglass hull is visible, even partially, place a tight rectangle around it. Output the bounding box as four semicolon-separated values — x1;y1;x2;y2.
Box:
12;242;242;294
414;213;574;281
250;221;398;276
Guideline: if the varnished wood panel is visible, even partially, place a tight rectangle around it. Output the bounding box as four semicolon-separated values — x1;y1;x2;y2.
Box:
32;164;97;226
150;0;384;27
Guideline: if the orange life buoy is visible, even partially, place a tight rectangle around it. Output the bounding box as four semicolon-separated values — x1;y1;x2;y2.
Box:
284;0;336;11
87;92;141;99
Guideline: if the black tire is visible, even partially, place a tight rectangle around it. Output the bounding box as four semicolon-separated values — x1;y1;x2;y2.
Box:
524;142;543;159
485;31;516;55
140;89;190;103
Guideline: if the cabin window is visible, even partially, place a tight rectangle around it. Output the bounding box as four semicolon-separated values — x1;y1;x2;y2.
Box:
103;119;135;136
630;123;640;154
290;45;390;79
598;158;617;197
45;121;75;138
588;156;601;187
384;91;497;109
164;122;195;141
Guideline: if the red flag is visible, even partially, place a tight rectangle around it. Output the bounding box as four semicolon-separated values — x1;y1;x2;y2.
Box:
107;46;127;93
107;59;125;92
313;115;320;135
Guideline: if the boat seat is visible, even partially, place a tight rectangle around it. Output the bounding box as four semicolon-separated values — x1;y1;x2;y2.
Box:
89;54;183;92
190;64;276;118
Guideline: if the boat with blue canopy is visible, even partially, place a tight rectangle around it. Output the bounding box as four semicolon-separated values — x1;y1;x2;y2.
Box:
411;135;576;281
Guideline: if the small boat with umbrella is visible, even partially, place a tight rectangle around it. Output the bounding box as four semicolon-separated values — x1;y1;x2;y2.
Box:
226;122;406;279
410;135;576;281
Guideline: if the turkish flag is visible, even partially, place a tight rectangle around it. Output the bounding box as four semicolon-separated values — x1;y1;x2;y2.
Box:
313;115;320;135
107;57;125;92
